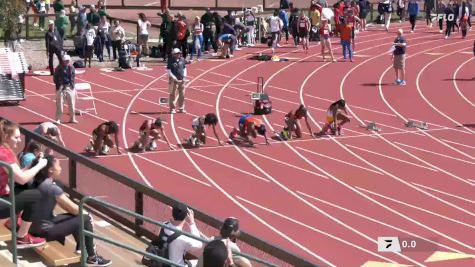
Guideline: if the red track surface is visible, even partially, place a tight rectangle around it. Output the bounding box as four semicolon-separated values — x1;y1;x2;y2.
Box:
3;22;475;266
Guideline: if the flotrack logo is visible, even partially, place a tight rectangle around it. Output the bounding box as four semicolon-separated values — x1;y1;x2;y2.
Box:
432;13;455;21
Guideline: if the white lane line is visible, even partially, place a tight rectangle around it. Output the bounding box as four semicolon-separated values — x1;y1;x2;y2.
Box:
407;117;470;134
189;151;270;182
353;187;475;230
237;196;404;263
441;139;475;150
345;144;438;172
101;73;144;86
296;146;383;175
394;141;475;166
453;57;475;109
297;190;472;247
242;148;328;179
134;154;212;187
412;183;475;204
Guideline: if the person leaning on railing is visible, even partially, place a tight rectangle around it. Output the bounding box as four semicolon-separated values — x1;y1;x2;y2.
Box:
28;155;112;266
0;119;48;249
45;20;64;75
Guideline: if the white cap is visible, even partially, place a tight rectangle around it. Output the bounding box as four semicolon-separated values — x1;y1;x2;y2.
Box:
63;55;71;61
172;48;181;54
49;20;55;25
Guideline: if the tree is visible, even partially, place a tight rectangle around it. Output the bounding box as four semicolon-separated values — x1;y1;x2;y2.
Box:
0;0;25;43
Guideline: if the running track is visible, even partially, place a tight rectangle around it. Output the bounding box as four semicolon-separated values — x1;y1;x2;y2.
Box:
3;21;475;267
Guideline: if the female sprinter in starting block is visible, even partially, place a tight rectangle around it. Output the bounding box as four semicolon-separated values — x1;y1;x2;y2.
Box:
319;99;351;136
85;121;122;156
132;118;173;152
188;113;223;147
229;114;270;146
283;104;314;140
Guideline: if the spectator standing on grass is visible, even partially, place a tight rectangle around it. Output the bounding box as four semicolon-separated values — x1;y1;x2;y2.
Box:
87;5;100;27
424;0;434;27
152;203;202;267
407;0;419;32
97;1;107;17
190;16;204;61
168;48;187;114
176;16;190;61
29;156;112;266
436;0;446;33
268;10;282;53
279;8;290;44
244;9;256;46
77;5;87;35
55;10;69;40
37;0;47;31
111;20;125;61
53;55;77;124
84;24;95;67
99;15;111;60
0;119;47;249
138;13;151;57
69;0;78;36
289;5;300;47
445;2;456;38
201;8;215;53
53;0;64;18
396;0;405;22
45;20;63;75
392;29;407;85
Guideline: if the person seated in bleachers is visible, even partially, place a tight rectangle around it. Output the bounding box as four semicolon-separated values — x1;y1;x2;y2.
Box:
132;118;173;152
152;203;203;267
197;217;252;267
19;141;42;169
0;119;47;248
85;121;122;156
29;156;112;266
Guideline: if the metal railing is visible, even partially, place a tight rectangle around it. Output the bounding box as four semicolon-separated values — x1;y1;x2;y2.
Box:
0;161;18;264
14;123;316;267
79;196;279;267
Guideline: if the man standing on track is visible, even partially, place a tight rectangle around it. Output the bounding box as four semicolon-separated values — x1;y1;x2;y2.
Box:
45;20;63;76
168;48;187;114
392;29;407;86
53;55;77;124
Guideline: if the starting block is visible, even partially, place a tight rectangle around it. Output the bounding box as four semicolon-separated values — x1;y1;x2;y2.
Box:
363;122;381;132
405;120;428;130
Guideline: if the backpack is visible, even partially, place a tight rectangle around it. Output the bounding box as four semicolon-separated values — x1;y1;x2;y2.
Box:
73;60;85;68
177;21;187;41
142;225;182;267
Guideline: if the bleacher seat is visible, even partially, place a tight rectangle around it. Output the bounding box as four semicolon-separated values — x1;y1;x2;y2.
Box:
34;241;80;266
0;224;11;242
